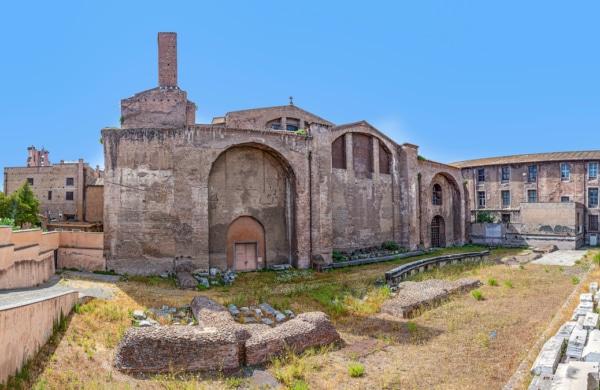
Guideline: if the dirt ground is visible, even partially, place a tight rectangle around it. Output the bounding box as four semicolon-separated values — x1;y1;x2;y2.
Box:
6;247;599;390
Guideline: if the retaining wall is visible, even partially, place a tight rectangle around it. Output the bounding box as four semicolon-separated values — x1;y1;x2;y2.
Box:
0;289;78;384
0;227;106;290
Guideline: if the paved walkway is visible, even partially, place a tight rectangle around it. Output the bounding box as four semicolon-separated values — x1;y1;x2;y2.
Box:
531;250;587;266
0;281;76;311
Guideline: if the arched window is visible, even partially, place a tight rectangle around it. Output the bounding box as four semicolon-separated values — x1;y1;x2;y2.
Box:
432;184;442;205
332;135;346;169
286;118;300;131
266;118;282;130
379;143;391;174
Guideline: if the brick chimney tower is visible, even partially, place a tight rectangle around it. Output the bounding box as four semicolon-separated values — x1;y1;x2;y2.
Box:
158;32;177;87
27;146;50;167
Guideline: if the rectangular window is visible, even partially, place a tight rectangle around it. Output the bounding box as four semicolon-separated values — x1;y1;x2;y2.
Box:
561;196;570;203
590;188;599;208
501;213;511;224
66;191;74;201
66;177;74;186
64;214;76;221
501;190;510;208
501;166;510;183
528;189;538;203
589;162;599;180
48;191;52;200
560;163;570;181
477;168;485;183
528;165;538;183
590;215;599;232
477;191;486;209
27;177;34;185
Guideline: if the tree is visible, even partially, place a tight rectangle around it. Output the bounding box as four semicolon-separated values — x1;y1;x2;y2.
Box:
0;182;40;228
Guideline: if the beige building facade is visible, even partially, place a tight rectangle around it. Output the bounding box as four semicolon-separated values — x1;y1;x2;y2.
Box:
454;152;600;248
4;152;104;228
101;33;467;275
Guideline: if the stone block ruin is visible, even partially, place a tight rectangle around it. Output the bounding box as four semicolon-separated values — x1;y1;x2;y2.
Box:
114;296;341;373
529;282;600;389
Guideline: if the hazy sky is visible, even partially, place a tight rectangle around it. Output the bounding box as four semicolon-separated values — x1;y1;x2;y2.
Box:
1;1;599;184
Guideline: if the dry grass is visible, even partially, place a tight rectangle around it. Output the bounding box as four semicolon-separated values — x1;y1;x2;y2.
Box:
10;246;593;390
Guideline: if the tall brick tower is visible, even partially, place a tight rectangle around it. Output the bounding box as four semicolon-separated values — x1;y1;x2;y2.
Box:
158;32;177;88
119;32;196;129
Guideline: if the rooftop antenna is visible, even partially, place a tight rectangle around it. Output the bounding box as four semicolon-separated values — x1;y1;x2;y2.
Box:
289;96;294;106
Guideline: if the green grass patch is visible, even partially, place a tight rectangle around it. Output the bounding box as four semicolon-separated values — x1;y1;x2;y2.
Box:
471;290;484;301
487;278;498;286
348;362;366;378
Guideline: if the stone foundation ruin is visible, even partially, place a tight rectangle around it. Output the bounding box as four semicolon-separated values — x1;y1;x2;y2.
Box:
114;296;341;373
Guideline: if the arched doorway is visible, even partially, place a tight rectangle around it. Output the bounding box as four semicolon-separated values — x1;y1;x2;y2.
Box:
431;215;446;248
227;216;266;271
208;144;296;270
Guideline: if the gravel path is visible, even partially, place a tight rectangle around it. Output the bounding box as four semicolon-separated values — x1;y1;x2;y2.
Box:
531;250;587;266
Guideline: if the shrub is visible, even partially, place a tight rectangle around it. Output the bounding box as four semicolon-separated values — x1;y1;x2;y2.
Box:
291;381;309;390
381;241;400;251
348;362;365;378
471;290;484;301
572;277;580;285
503;280;513;289
332;250;345;262
487;278;498;286
476;212;495;223
406;321;418;334
594;253;600;265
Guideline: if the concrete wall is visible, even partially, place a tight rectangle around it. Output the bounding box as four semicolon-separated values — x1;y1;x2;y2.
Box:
0;228;105;290
57;231;104;271
0;290;78;384
0;228;55;290
470;202;585;249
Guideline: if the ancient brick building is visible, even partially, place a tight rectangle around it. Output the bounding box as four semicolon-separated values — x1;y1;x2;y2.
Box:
4;149;104;230
454;152;600;248
102;33;467;274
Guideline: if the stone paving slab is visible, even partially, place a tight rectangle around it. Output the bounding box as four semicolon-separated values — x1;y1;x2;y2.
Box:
531;250;587;267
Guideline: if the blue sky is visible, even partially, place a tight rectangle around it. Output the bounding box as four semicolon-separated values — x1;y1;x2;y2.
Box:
1;1;599;183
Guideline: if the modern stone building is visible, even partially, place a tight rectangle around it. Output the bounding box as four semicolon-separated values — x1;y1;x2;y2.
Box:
4;149;104;230
453;152;600;248
102;33;468;274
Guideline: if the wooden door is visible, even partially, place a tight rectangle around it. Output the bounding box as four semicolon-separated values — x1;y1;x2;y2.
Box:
234;242;258;271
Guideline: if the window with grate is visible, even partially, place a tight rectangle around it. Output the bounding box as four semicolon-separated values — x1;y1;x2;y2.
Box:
528;189;538;203
501;166;510;183
379;143;391;174
528;165;538;182
332;135;346;169
560;163;570;181
501;190;510;207
589;188;599;208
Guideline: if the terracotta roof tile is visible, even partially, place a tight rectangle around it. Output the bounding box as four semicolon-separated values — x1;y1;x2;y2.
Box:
451;150;600;168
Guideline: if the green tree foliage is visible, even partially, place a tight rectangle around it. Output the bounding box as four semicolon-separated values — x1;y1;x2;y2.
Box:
0;181;40;228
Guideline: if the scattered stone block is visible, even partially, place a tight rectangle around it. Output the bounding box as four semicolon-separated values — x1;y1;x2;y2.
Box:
133;310;146;320
555;322;576;342
275;312;286;323
138;319;158;327
566;326;588;360
528;372;553;390
583;329;600;363
261;318;274;326
176;271;198;290
590;282;599;296
551;361;599;389
173;258;195;273
284;309;295;318
583;312;599;330
228;304;240;317
209;267;221;277
531;336;565;375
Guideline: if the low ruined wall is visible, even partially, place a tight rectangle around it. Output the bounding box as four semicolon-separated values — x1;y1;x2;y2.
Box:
0;227;55;290
0;290;78;384
0;227;105;290
57;248;104;271
470;223;582;250
0;251;54;290
115;297;341;373
57;231;104;271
